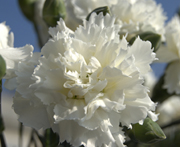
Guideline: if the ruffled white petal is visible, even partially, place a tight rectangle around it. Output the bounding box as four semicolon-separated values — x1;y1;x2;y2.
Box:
164;60;180;94
13;13;157;147
0;22;34;90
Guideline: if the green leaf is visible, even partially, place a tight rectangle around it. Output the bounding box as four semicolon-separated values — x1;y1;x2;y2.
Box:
129;32;161;52
43;0;66;27
18;0;37;22
0;55;6;80
86;6;110;21
126;117;166;144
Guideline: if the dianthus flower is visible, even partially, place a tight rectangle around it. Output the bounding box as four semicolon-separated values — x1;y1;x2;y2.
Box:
156;15;180;94
13;13;157;147
111;0;166;40
0;22;33;89
70;0;166;40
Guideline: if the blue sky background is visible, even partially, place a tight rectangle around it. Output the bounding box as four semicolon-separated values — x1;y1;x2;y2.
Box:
0;0;180;79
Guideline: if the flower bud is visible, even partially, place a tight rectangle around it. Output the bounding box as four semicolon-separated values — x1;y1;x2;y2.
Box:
127;117;166;144
129;32;161;52
0;55;6;80
18;0;38;22
43;0;66;27
86;6;110;21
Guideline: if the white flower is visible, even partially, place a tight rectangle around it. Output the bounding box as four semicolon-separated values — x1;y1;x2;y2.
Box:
13;13;157;147
157;95;180;126
0;22;33;90
111;0;166;40
13;52;52;130
70;0;166;40
156;15;180;94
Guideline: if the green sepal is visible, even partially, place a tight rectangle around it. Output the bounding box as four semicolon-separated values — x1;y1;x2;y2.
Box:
86;6;110;21
152;128;180;147
43;0;66;27
0;55;6;80
18;0;37;22
126;117;166;144
129;32;161;52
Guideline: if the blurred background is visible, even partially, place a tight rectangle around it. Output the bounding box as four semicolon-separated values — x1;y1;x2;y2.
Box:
0;0;180;147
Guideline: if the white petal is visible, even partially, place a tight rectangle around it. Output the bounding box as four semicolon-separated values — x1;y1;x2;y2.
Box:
156;44;178;63
13;95;50;130
164;60;180;94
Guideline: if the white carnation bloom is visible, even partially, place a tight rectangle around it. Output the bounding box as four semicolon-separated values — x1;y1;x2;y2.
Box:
111;0;166;40
70;0;166;40
156;15;180;94
0;22;33;90
13;13;157;147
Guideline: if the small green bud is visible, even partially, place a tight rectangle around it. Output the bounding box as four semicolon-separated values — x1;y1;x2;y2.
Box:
86;6;110;21
127;117;166;144
43;0;66;27
0;55;6;80
129;32;161;52
18;0;37;22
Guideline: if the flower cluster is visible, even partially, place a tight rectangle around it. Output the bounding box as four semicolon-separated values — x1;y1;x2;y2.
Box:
13;13;157;146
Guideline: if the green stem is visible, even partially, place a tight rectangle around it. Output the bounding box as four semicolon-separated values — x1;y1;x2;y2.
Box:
18;123;23;147
33;23;44;48
44;128;59;147
0;134;6;147
28;129;37;147
0;80;6;147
